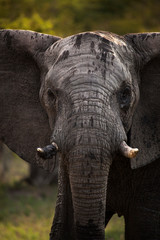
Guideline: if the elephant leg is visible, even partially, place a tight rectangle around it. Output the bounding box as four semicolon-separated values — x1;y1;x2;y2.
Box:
49;159;75;240
124;159;160;240
124;207;160;240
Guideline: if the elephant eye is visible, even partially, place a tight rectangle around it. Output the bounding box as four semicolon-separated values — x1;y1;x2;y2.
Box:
47;89;57;106
119;86;131;111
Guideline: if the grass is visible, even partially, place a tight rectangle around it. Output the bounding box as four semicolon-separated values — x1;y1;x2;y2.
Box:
0;182;57;240
106;215;124;240
0;148;124;240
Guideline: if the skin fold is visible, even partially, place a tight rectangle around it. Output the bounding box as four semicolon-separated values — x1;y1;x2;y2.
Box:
0;30;160;240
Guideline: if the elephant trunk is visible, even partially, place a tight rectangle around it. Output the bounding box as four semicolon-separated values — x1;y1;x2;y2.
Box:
68;146;109;240
64;111;118;239
63;105;130;240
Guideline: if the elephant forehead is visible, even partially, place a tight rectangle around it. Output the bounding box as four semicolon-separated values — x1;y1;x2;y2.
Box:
45;32;132;89
61;32;114;54
45;32;129;66
44;34;106;70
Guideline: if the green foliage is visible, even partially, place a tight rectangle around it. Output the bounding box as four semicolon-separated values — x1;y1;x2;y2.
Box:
2;13;55;34
0;182;57;240
106;215;124;240
0;0;160;36
0;155;57;240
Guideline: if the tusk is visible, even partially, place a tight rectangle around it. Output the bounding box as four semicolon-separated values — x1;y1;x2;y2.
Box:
37;147;44;153
36;142;59;159
51;142;58;151
119;141;139;159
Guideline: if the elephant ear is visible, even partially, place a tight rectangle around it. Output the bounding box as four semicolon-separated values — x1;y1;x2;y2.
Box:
125;33;160;169
0;30;60;171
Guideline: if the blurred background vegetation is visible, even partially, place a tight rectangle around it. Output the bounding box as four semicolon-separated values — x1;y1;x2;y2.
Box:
0;0;160;37
0;0;160;239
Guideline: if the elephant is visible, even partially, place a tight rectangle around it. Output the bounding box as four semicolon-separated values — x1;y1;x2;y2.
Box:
0;29;160;240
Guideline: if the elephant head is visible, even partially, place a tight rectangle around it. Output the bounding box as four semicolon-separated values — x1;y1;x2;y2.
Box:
0;30;160;240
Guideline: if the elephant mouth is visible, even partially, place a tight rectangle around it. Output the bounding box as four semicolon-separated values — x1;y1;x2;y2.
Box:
37;140;139;160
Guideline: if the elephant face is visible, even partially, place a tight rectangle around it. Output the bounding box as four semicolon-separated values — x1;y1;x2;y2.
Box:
40;33;139;152
0;30;160;240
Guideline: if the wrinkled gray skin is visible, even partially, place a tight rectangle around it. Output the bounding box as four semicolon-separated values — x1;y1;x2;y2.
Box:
0;30;160;240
